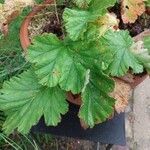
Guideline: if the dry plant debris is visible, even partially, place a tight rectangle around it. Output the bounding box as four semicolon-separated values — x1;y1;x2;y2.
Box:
121;0;146;23
110;78;131;113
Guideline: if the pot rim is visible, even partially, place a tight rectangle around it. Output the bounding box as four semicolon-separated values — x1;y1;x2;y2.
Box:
20;0;54;53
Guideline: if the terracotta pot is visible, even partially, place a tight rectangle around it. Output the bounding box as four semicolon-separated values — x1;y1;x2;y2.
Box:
20;0;54;52
20;1;149;106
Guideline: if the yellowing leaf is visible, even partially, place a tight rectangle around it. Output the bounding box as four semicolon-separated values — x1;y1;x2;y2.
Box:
121;0;146;23
97;13;119;37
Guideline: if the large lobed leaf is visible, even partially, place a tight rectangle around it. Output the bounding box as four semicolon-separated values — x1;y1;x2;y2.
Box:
28;33;102;94
27;33;116;128
63;9;92;41
63;0;117;41
0;70;68;134
101;30;143;76
28;33;88;94
79;69;115;127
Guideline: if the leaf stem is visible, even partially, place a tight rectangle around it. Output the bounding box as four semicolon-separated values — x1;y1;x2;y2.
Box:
54;0;60;25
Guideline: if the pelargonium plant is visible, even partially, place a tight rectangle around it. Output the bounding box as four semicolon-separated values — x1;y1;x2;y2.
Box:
0;0;150;135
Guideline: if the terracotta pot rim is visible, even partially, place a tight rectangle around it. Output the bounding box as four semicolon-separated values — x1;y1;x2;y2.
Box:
20;3;150;106
20;0;54;53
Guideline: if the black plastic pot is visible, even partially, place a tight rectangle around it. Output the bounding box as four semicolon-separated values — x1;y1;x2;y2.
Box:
31;102;126;146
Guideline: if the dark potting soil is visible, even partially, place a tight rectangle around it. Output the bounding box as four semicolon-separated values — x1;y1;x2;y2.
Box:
42;13;63;38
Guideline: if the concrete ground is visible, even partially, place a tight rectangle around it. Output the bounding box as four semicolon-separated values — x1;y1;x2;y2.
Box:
125;77;150;150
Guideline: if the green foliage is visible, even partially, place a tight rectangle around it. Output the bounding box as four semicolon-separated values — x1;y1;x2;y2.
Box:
145;0;150;6
63;0;117;41
35;0;44;4
133;37;150;73
28;33;101;93
0;0;150;136
101;30;143;76
0;70;68;134
144;36;150;52
73;0;92;8
0;0;4;4
89;0;117;15
0;111;5;131
0;7;31;53
28;34;87;93
63;9;92;41
0;133;44;150
134;50;150;73
79;69;115;127
0;52;29;88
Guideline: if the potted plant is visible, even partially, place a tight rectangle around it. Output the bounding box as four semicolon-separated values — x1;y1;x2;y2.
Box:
0;0;150;137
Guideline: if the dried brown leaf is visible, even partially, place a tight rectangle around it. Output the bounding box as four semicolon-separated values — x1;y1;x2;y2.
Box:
110;78;131;113
121;0;146;23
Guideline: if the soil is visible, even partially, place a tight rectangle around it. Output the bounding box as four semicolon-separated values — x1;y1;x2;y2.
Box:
42;14;63;37
28;6;63;40
28;1;69;40
38;136;99;150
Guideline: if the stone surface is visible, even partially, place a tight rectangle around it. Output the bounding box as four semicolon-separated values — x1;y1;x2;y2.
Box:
112;145;129;150
132;77;150;150
125;77;150;150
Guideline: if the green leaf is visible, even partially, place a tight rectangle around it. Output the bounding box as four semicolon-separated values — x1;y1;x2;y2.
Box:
28;33;87;94
0;70;68;134
89;0;117;15
145;0;150;6
134;51;150;73
101;30;143;76
63;8;92;41
69;40;101;68
132;39;150;74
0;7;32;53
144;36;150;52
79;70;115;127
73;0;92;8
63;0;117;41
0;0;4;4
